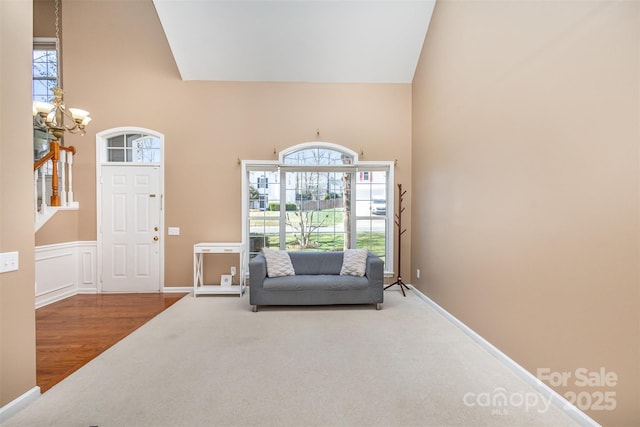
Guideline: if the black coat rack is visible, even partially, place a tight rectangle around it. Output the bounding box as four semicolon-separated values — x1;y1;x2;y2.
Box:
384;183;410;296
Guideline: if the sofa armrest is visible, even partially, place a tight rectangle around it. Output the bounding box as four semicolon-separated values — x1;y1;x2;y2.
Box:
365;253;384;287
249;253;268;307
249;253;267;290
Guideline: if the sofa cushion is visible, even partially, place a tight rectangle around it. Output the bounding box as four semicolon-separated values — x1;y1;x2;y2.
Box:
262;248;295;278
263;274;369;291
340;248;369;277
288;252;344;275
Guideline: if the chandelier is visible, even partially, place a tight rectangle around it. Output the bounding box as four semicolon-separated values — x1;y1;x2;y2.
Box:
32;0;91;140
33;88;91;140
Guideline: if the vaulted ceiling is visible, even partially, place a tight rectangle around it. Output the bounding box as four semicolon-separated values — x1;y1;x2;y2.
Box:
152;0;435;84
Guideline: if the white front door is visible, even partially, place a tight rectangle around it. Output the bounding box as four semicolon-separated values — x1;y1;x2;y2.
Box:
101;165;161;292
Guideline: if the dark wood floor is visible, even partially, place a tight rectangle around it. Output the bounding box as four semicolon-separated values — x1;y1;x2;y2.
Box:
36;293;187;393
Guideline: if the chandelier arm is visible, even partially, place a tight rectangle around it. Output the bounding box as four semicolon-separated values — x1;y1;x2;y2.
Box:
60;107;77;127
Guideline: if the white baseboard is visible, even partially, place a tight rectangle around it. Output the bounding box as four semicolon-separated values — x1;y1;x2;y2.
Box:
35;288;77;309
162;286;193;293
0;386;40;423
408;285;600;427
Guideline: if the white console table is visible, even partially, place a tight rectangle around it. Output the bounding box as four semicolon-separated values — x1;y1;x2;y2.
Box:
193;242;245;297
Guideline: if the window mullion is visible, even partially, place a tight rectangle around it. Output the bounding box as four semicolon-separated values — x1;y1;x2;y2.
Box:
350;170;357;250
279;169;286;250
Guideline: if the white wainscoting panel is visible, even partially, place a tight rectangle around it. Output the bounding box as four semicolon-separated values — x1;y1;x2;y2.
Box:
77;241;97;294
35;241;97;308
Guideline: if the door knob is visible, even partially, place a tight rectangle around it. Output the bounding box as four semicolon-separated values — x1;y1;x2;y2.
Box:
153;236;159;241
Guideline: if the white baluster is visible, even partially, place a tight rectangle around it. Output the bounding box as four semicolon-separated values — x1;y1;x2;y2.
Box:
34;169;39;216
40;166;47;213
67;151;75;206
60;151;67;207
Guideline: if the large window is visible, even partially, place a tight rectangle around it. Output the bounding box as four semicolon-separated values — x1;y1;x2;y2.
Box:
243;143;394;272
33;38;57;103
33;38;57;165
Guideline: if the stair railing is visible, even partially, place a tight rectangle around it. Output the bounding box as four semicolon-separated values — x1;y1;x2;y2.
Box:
34;139;77;228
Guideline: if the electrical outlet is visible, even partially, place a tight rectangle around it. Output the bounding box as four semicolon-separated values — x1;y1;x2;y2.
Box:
231;266;237;276
416;268;421;279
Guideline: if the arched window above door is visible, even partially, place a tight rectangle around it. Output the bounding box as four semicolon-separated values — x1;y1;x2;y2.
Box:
98;128;162;164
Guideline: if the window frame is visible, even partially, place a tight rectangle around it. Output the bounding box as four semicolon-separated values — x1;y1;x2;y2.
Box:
241;142;394;276
32;37;58;103
103;132;162;165
32;38;58;170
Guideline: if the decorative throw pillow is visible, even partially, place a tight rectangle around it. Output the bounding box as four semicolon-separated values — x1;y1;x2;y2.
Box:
340;248;369;277
262;248;295;278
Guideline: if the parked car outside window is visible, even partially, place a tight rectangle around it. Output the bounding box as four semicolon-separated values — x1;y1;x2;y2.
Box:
371;199;386;215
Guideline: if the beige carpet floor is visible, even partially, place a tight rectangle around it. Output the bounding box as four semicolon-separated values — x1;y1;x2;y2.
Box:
3;289;588;427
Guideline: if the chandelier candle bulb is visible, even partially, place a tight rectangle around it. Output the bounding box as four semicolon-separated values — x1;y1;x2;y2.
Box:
33;101;54;115
69;108;90;123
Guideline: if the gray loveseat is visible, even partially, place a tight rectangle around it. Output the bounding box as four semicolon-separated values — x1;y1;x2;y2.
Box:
249;251;384;311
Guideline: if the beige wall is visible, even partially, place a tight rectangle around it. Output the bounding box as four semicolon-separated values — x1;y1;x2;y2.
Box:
35;210;79;247
56;0;412;286
412;1;639;425
0;0;37;406
33;0;54;38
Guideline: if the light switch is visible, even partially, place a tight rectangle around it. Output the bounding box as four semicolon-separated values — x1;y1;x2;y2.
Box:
0;251;19;273
168;227;180;236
